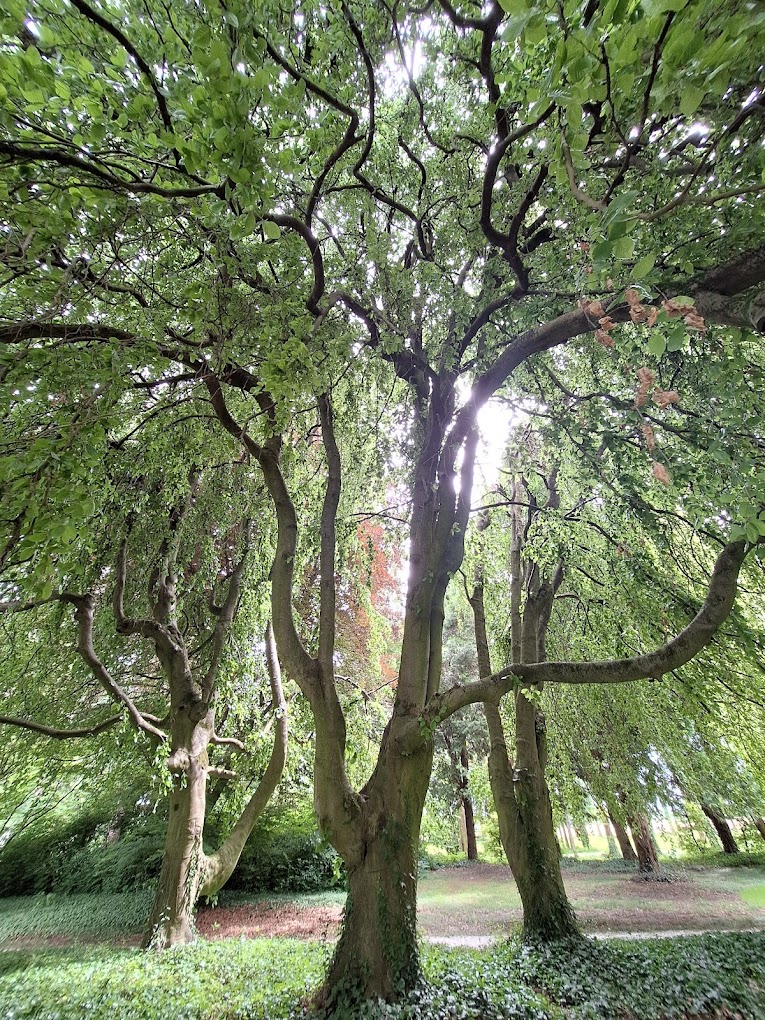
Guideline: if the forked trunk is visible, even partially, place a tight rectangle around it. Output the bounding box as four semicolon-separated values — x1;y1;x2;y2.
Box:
609;812;638;863
486;698;578;940
702;804;739;854
142;742;208;948
318;741;432;1006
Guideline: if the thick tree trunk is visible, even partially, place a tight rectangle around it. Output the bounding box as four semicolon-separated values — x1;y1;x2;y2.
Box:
754;817;765;842
318;739;432;1004
609;813;638;863
142;727;209;948
702;804;740;854
629;813;660;875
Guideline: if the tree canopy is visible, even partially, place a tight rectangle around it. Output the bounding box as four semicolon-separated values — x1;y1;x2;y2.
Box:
2;0;765;1006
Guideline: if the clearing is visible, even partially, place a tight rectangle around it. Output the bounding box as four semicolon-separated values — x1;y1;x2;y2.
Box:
2;860;764;948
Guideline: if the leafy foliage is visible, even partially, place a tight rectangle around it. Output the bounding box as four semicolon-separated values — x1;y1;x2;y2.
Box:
1;934;764;1020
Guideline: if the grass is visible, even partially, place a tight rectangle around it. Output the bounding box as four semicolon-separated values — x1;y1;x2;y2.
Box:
416;859;765;936
1;933;763;1019
0;890;153;943
3;860;765;946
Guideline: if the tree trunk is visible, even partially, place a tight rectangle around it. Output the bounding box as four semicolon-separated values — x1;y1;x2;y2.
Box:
488;695;578;939
142;723;209;948
702;804;740;854
754;817;765;842
605;821;618;858
318;739;432;1005
629;813;660;875
460;746;478;860
471;545;577;941
609;812;638;863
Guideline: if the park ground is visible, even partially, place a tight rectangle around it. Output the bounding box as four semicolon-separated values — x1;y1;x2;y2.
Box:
1;860;765;1019
2;859;764;948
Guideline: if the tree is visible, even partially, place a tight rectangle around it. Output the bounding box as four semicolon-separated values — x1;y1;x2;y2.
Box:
0;424;288;946
2;0;765;1005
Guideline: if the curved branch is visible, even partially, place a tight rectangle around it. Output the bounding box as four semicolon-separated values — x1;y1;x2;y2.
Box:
68;0;174;135
0;712;122;739
426;539;752;724
0;141;220;198
62;594;167;743
200;620;288;897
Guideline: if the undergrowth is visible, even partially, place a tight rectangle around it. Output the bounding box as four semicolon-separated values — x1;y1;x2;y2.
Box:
0;891;152;943
1;932;764;1020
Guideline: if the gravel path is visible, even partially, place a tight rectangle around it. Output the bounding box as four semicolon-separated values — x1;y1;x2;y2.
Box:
427;928;765;948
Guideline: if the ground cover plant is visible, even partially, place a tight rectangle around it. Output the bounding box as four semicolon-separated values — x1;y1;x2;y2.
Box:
1;932;764;1020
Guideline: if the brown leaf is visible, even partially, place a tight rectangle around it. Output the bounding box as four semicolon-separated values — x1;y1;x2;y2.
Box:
625;287;641;306
653;389;680;409
635;367;656;408
683;311;706;332
652;461;671;485
641;423;656;451
595;329;615;347
629;304;647;323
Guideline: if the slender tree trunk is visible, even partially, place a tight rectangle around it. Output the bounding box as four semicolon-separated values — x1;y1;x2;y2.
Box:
470;507;578;940
629;813;660;875
509;693;578;938
605;820;618;858
609;812;638;863
702;804;740;854
459;746;478;860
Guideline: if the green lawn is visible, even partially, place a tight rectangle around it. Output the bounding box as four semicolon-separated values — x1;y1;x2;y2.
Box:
416;860;765;936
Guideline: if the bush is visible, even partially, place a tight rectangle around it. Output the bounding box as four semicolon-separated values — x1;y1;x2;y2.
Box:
682;848;765;868
0;811;167;898
227;806;344;894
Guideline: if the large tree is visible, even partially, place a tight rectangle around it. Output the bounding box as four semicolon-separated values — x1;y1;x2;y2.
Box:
2;0;765;1005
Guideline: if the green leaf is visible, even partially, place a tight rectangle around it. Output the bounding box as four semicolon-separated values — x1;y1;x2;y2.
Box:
612;235;635;259
679;85;705;117
647;334;666;358
745;521;760;544
666;326;685;352
263;220;281;241
632;254;656;280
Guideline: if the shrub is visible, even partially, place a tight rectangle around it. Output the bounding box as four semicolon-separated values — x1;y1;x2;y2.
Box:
227;805;344;894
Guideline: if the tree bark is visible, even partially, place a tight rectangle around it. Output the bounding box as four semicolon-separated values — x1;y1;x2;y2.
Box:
143;712;210;948
608;812;638;863
471;540;578;939
629;813;660;875
605;820;618;858
754;817;765;842
702;804;740;854
318;735;432;1005
459;746;478;860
